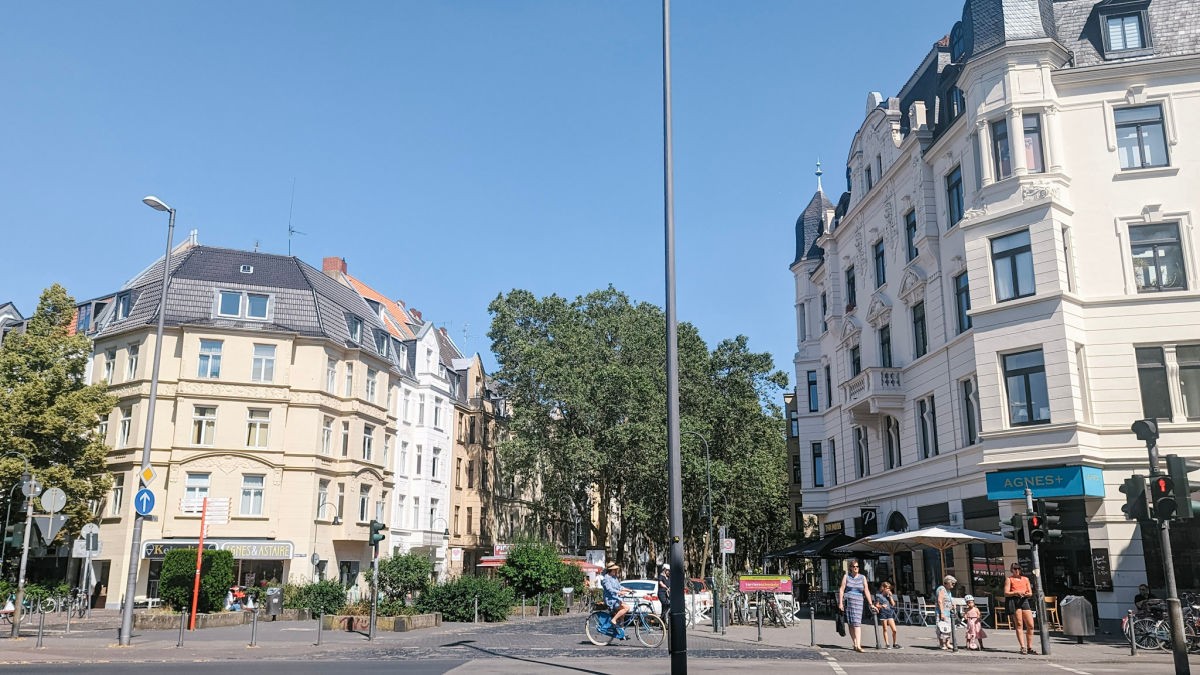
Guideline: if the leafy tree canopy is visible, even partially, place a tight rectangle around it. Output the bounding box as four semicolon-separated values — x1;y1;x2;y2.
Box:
369;552;434;600
0;284;116;547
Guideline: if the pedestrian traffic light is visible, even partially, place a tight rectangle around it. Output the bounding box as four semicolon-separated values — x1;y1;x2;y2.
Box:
1001;513;1027;545
1034;499;1063;541
1027;512;1045;544
1121;474;1151;521
1150;473;1177;521
1165;454;1200;520
2;522;24;549
369;519;386;549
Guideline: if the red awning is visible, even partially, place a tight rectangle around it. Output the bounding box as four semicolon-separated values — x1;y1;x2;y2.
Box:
564;558;602;573
476;555;506;568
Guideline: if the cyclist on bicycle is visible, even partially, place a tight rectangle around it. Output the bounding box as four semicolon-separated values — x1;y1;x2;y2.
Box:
602;562;631;638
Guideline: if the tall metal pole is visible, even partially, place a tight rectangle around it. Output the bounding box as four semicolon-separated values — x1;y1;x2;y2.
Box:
10;476;36;637
662;1;686;671
119;203;175;645
1023;488;1050;656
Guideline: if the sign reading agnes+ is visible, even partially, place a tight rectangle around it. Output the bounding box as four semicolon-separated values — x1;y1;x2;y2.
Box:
985;465;1105;500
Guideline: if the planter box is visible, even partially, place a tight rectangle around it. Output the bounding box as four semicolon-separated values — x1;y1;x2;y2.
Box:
134;608;312;630
320;612;441;632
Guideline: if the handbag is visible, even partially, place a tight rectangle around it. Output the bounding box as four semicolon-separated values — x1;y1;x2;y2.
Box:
936;620;951;635
836;610;846;636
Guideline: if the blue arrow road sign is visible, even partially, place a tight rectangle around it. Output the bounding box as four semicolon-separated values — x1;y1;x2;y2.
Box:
134;488;155;516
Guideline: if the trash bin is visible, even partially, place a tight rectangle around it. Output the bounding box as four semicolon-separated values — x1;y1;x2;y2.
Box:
1060;595;1095;643
562;587;574;613
265;587;283;618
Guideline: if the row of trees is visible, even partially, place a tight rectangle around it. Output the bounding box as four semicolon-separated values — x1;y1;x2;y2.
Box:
487;286;792;575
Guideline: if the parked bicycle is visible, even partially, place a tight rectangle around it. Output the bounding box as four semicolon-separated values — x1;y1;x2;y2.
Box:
585;600;666;648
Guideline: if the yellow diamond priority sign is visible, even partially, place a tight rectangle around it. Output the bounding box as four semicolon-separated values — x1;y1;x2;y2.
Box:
140;466;157;486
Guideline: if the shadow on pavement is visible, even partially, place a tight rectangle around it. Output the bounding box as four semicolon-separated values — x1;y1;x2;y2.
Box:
442;639;610;674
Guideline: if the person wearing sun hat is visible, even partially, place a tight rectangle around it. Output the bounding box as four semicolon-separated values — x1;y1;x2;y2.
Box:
601;561;630;638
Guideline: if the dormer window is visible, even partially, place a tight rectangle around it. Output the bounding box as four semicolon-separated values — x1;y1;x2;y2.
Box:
949;23;966;62
217;290;270;320
1106;12;1145;50
1099;0;1152;58
375;329;390;356
347;316;363;343
240;265;254;274
114;292;132;320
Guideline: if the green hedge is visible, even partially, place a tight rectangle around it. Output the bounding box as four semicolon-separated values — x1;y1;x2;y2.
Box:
417;575;514;622
158;549;234;613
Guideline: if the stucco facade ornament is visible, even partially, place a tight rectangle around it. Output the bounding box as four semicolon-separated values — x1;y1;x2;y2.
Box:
883;188;898;249
839;315;863;347
898;267;928;306
854;228;866;270
865;293;892;329
962;205;988;221
1021;181;1059;202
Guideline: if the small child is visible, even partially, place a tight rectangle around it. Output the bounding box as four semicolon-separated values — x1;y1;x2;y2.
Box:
963;595;987;650
874;581;901;649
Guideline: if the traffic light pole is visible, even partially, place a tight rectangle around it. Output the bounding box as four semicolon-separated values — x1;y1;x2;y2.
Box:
368;545;378;641
1139;430;1190;675
1023;488;1050;657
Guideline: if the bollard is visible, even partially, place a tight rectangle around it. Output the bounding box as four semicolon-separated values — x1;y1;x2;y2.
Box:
757;591;763;642
872;605;881;649
1127;609;1137;656
36;607;45;648
65;600;71;635
809;601;816;647
249;608;258;647
177;611;186;647
474;595;479;624
315;612;324;646
522;596;526;619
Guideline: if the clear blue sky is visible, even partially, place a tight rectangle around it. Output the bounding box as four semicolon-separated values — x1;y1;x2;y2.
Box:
1;1;955;380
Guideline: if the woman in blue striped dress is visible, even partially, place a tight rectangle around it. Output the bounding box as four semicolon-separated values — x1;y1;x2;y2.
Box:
837;559;876;652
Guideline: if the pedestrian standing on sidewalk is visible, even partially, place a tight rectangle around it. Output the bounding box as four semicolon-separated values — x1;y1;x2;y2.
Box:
657;563;671;625
837;559;876;652
875;581;901;649
1004;563;1036;654
934;575;956;650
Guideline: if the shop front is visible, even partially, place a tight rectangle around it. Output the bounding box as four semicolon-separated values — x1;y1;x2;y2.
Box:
143;539;296;599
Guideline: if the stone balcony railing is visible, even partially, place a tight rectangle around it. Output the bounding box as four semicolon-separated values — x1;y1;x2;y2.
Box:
840;367;905;418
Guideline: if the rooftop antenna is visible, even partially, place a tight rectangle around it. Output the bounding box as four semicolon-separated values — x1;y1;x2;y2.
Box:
815;158;823;193
287;178;305;256
253;239;261;252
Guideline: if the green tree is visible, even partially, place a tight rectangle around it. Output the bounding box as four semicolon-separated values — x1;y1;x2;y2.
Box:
369;552;434;601
0;284;117;555
497;540;570;599
158;548;235;613
488;287;789;575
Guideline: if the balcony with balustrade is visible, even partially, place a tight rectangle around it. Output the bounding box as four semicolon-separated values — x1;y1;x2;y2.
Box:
839;367;905;421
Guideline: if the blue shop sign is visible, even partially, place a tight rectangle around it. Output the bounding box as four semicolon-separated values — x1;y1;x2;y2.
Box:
986;465;1105;500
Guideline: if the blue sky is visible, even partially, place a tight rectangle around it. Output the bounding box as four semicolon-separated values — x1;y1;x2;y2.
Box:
1;1;956;380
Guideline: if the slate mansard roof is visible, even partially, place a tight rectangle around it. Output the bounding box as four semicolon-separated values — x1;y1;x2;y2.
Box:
792;190;834;267
93;245;398;365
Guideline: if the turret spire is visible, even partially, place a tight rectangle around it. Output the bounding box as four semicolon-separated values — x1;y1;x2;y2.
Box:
815;158;824;193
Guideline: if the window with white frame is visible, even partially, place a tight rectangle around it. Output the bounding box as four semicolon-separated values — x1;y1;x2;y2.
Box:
905;209;918;261
341;421;350;457
217;291;270;320
954;272;972;333
828;437;838;486
429;499;439;529
946;165;964;228
110;472;125;516
118;406;133;446
807;371;819;412
251;344;275;382
326;358;337;394
126;344;139;381
321;416;334;455
418;394;426;425
114;292;132;320
1024;114;1046;173
241;474;265;516
1180;346;1200;420
912;301;928;358
185;472;210;502
416;445;423;475
991;229;1035;301
192;406;215;445
374;330;389;357
358;484;370;522
879;325;893;368
431;448;441;480
1115;105;1168;169
396;495;406;528
1103;9;1149;53
318;480;330;519
97;413;110;443
399;441;409;475
1003;349;1051;426
344;363;354;397
1130;223;1187;292
337;482;345;519
375;494;386;522
961;378;980;445
853;427;868;479
918;396;939;459
198;340;222;378
347;316;363;343
104;348;116;383
246;409;270;447
402;389;411;422
991;118;1012;180
1136;346;1172;420
411;497;420;531
383;434;392;465
366;368;378;403
362;424;374;461
434;397;443;429
884;416;900;470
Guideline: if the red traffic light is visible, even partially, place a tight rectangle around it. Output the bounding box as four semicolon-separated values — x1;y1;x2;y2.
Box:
1029;515;1041;528
1156;477;1171;492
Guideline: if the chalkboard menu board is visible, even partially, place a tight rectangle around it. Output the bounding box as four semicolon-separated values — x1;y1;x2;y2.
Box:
1091;548;1114;592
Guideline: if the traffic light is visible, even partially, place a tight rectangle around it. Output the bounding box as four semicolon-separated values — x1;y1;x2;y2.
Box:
2;522;24;549
1150;473;1177;521
1001;513;1027;545
1027;512;1045;544
369;519;387;549
1035;499;1063;541
1165;454;1200;520
1121;474;1150;521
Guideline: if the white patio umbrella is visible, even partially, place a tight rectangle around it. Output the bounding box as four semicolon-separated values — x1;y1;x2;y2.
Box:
870;526;1008;652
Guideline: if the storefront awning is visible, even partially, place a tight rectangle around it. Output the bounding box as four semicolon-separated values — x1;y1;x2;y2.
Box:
769;532;855;559
476;555;506;568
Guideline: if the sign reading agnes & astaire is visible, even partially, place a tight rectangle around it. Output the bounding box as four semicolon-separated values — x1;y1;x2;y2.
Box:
142;539;294;560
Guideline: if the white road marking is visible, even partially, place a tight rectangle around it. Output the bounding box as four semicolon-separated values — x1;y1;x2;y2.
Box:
1047;663;1092;675
824;654;847;675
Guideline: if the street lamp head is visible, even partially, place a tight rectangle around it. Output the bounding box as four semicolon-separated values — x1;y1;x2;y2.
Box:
142;195;173;212
442;528;450;541
332;515;342;526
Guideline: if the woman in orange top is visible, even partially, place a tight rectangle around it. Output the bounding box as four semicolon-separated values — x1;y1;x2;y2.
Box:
1004;563;1035;654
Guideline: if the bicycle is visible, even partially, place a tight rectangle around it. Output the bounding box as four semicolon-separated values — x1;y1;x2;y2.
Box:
585;600;666;648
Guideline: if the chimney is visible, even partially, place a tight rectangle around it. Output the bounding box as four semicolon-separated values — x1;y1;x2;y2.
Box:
411;309;422;322
323;256;347;278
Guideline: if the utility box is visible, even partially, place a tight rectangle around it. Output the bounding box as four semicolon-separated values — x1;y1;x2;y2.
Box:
265;587;283;618
1060;595;1095;642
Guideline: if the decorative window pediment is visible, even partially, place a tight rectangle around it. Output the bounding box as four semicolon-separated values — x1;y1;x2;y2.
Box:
898;267;928;306
865;293;892;329
839;315;863;347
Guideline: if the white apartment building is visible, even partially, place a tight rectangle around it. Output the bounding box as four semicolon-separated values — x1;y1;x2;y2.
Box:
790;0;1200;630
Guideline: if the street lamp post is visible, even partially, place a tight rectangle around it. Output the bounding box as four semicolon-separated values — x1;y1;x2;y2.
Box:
311;502;342;581
3;451;36;638
119;196;176;646
427;518;450;579
681;430;718;634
